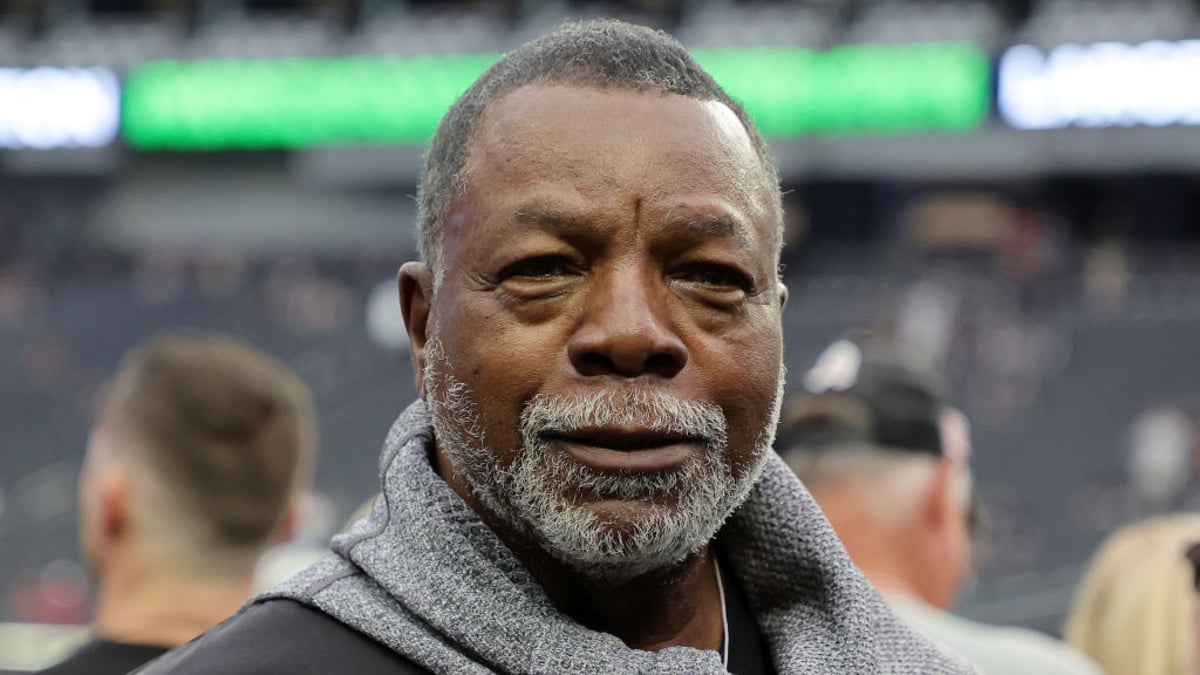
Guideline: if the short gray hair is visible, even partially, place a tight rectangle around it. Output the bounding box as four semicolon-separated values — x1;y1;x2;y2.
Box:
415;19;783;283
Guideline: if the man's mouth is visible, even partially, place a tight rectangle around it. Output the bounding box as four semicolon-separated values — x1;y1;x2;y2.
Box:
542;429;704;473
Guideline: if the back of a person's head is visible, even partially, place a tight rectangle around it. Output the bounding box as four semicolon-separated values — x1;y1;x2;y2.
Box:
777;338;979;609
1065;513;1200;675
778;338;952;496
94;332;317;576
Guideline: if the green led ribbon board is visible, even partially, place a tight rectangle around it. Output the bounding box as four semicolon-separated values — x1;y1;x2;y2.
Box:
122;44;989;150
695;44;990;137
122;55;499;150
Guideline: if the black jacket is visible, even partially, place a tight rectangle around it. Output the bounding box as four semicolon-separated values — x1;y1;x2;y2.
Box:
134;599;428;675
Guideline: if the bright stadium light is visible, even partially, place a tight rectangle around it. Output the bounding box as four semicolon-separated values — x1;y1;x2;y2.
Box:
0;68;120;149
999;41;1200;130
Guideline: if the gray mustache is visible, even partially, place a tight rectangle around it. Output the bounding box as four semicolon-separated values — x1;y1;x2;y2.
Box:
519;389;729;451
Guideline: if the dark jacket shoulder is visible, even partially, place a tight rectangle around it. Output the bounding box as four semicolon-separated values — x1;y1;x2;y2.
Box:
134;598;428;675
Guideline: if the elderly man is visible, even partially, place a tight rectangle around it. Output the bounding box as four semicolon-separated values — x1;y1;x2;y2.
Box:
779;338;1102;675
139;20;972;674
39;332;316;675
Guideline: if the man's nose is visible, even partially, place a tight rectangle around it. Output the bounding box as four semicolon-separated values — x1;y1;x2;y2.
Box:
567;267;688;378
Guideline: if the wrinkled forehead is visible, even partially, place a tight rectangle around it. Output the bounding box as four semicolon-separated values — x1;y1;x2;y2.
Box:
457;84;778;240
477;85;750;156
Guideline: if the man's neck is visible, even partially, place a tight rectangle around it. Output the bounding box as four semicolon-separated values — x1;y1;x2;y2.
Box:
862;570;923;603
812;484;945;608
91;569;253;648
522;542;726;654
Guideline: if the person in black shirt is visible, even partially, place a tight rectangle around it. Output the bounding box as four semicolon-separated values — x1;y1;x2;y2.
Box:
36;332;317;675
35;642;167;675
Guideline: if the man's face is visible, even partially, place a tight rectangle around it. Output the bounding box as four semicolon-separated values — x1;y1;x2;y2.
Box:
414;85;786;578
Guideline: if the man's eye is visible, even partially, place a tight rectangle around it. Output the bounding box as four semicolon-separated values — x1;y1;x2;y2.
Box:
502;256;575;280
676;264;755;293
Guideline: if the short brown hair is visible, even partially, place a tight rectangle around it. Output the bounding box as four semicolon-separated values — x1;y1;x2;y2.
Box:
99;332;316;565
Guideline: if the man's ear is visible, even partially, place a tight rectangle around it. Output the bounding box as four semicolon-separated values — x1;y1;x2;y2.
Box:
96;468;132;545
270;494;304;545
922;457;961;532
399;262;434;399
778;281;789;309
79;463;130;579
920;456;972;608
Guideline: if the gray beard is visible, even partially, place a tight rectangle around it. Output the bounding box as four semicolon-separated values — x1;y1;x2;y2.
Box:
424;337;783;581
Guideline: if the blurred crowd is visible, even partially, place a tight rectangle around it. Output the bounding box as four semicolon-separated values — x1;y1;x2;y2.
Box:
1;194;1199;669
4;190;1200;618
0;2;1199;673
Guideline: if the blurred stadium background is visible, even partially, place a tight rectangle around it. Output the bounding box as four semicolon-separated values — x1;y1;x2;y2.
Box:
1;0;1199;665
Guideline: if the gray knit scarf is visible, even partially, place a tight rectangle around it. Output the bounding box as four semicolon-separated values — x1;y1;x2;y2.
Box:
263;400;977;674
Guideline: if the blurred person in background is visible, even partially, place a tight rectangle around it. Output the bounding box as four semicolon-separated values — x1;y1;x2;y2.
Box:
1065;514;1200;675
137;19;972;675
35;332;317;675
778;338;1102;675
